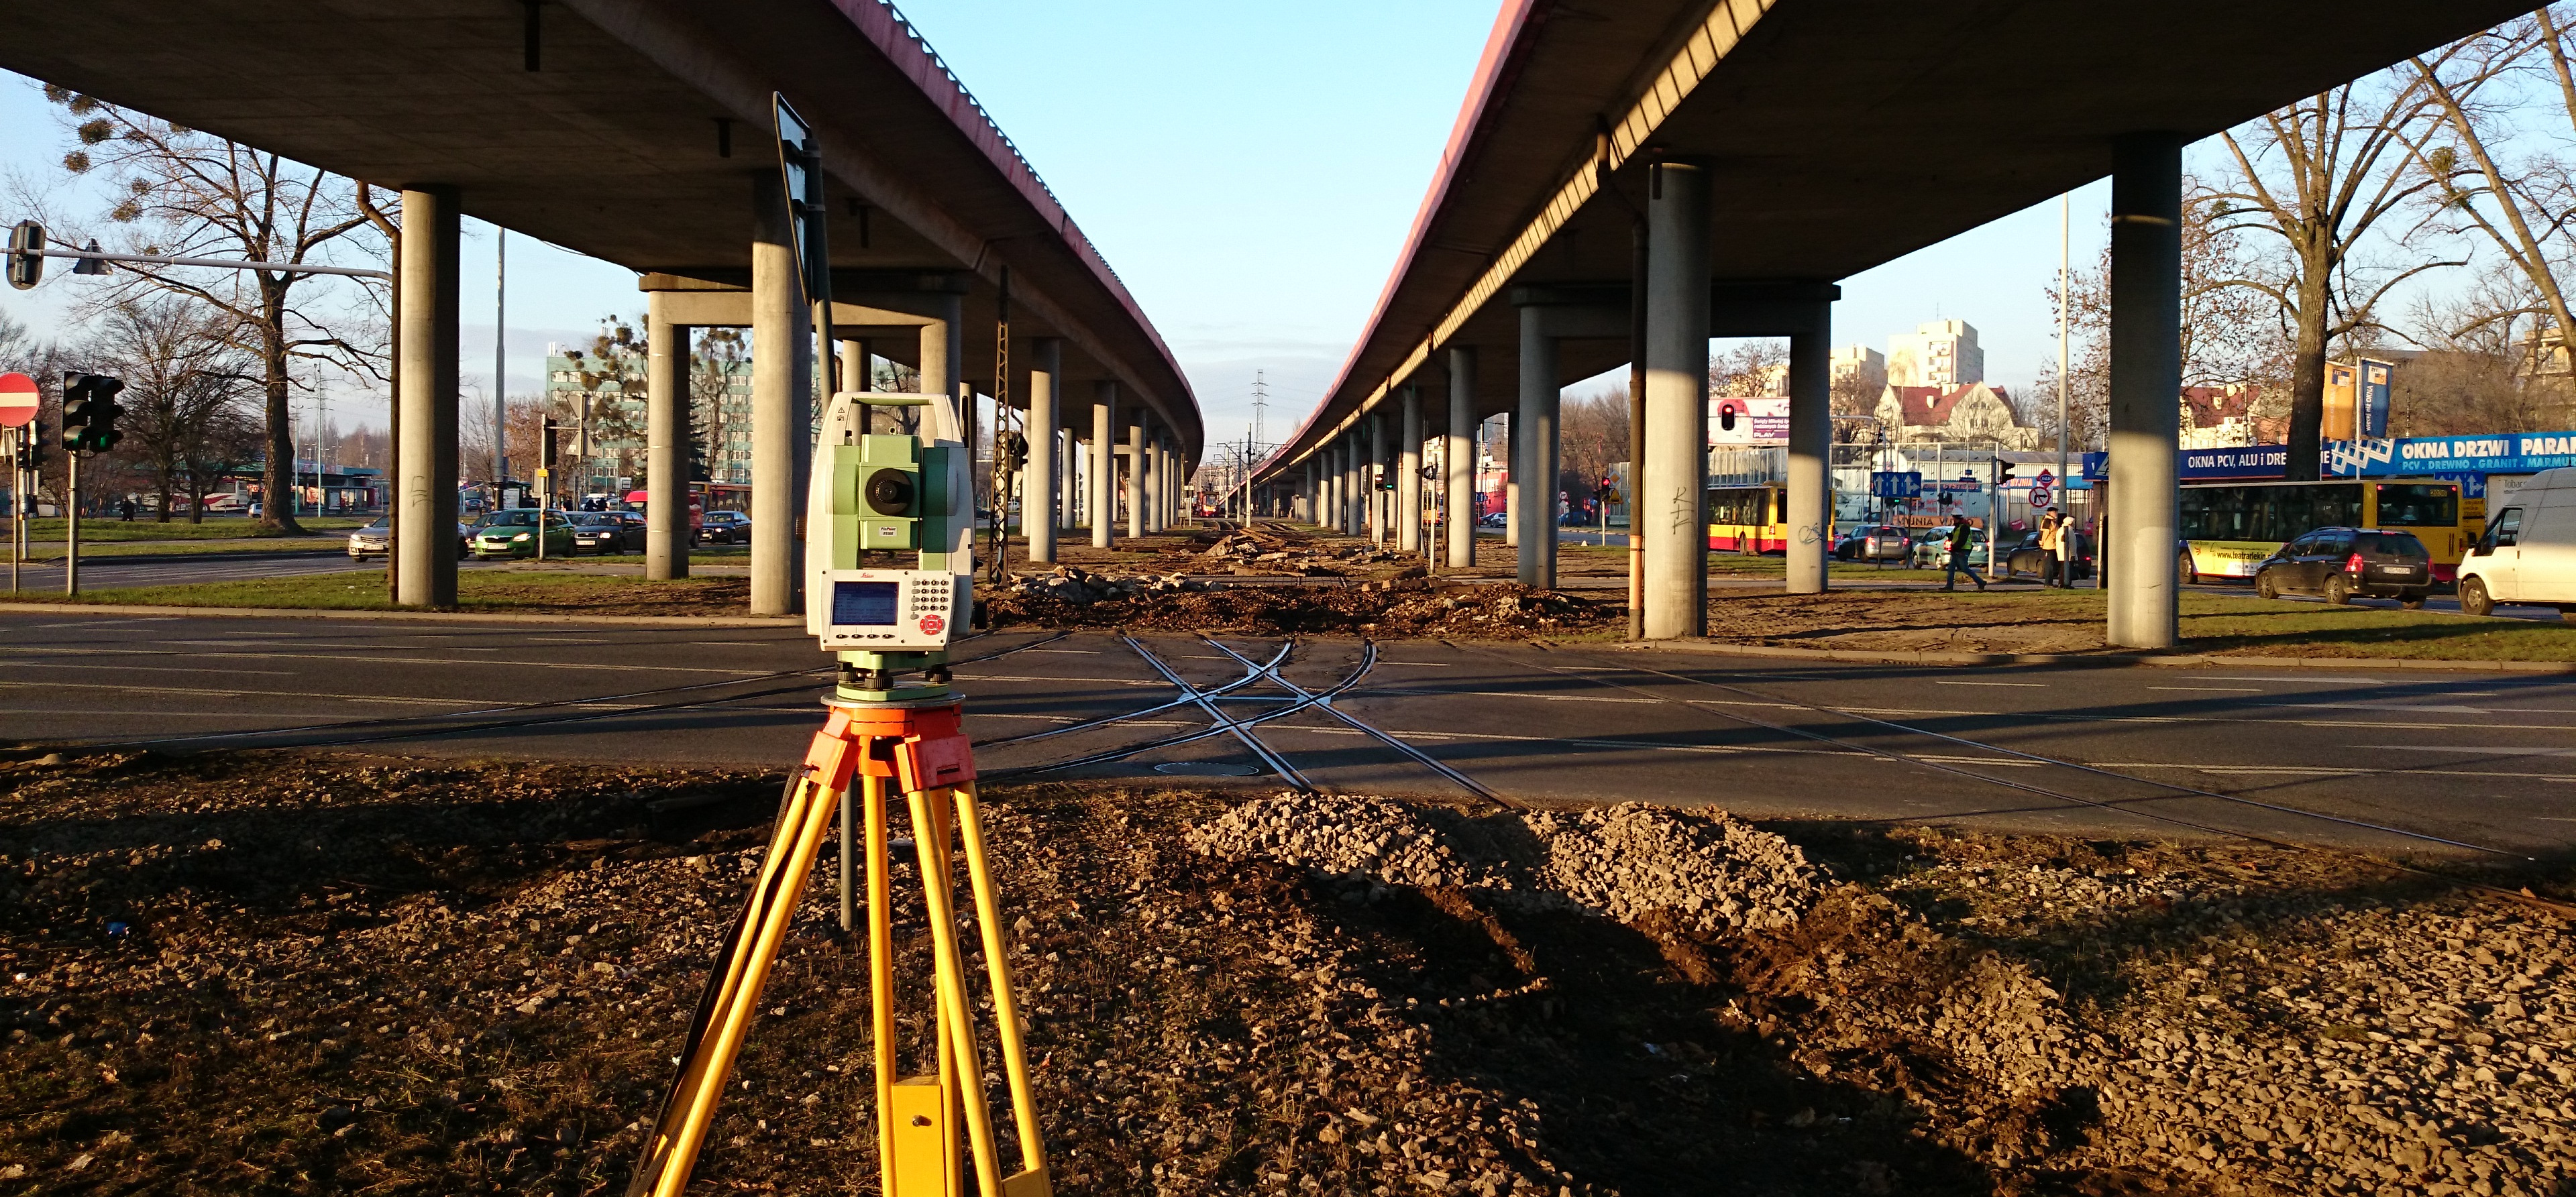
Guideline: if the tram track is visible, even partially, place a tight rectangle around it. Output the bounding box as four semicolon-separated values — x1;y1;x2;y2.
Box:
68;630;1069;754
1470;641;2576;917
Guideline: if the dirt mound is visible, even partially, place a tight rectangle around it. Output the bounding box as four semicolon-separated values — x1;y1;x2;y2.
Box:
981;576;1611;639
1187;793;1819;934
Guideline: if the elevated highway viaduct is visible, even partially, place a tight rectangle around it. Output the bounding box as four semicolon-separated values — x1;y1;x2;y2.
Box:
1252;0;2527;647
0;0;1201;612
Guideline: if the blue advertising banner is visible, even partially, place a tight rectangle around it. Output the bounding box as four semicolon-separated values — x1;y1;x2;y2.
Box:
2359;361;2392;439
2327;432;2576;477
2180;445;2290;479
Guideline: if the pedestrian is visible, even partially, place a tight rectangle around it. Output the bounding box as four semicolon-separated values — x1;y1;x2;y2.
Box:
119;496;136;522
2038;508;2062;587
1942;514;1986;591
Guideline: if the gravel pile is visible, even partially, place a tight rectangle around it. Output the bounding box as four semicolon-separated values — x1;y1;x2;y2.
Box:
1006;566;1208;606
1187;793;1819;934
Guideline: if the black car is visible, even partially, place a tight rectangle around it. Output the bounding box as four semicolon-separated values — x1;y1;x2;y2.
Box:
700;510;751;545
568;510;644;554
2252;527;2432;607
2001;529;2094;581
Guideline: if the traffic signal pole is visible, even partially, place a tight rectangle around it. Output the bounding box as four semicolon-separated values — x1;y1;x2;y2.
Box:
64;446;79;596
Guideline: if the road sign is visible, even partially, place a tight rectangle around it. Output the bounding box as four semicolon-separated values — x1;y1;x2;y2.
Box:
1869;470;1923;499
0;373;35;427
2029;485;2051;508
2035;468;2053;487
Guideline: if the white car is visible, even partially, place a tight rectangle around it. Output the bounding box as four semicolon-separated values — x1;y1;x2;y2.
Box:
2458;466;2576;618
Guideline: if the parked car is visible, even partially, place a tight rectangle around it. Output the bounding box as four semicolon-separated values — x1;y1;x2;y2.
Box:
347;518;390;560
568;510;643;554
1907;526;1992;569
467;509;576;559
700;510;751;545
1835;524;1913;561
347;517;476;559
2458;466;2576;618
2252;527;2433;607
2000;529;2094;581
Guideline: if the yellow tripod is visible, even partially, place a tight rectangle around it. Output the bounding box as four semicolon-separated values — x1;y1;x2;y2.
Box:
626;697;1052;1197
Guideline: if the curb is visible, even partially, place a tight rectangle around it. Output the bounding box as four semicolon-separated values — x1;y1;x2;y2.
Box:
1602;638;2576;674
0;601;803;628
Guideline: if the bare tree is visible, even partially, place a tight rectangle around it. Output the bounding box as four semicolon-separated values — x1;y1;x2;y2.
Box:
2410;11;2576;374
2209;76;2461;478
89;296;258;520
2045;183;2292;451
46;85;387;534
1558;386;1630;492
1708;339;1788;397
691;327;748;483
557;317;651;494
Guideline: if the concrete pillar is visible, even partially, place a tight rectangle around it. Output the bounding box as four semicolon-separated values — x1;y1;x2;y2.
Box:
1127;418;1147;538
1446;347;1477;569
2106;132;2184;650
1398;384;1424;553
749;173;808;616
1363;411;1385;543
1786;307;1831;595
1025;337;1061;563
1091;382;1116;547
645;293;689;581
1642;160;1712;638
394;186;460;608
1345;432;1366;535
918;298;963;408
1059;426;1078;532
1517;306;1558;587
1505;414;1521;551
1304;457;1318;524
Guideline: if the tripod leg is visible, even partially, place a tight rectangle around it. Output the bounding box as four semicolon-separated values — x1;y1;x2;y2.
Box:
631;776;842;1197
955;782;1052;1190
908;786;1006;1197
864;771;900;1197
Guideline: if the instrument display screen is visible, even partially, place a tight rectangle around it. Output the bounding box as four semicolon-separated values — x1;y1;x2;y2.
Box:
830;580;900;626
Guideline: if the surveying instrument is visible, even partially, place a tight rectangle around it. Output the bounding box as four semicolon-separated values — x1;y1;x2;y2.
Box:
626;386;1052;1197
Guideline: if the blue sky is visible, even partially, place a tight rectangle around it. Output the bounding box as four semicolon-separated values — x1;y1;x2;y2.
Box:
3;2;2175;441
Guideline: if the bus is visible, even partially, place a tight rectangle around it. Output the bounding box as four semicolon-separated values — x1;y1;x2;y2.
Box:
2176;479;2471;583
1707;483;1788;553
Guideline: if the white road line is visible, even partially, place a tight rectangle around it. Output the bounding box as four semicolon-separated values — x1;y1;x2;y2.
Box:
0;680;495;706
0;646;757;675
955;674;1164;686
1933;681;2047;687
1377;661;1455;667
2149;686;2263;692
2347;745;2576;756
7;662;297;675
1363;687;1660;703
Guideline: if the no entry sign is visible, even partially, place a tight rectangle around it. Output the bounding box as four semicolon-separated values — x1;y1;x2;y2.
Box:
0;372;36;428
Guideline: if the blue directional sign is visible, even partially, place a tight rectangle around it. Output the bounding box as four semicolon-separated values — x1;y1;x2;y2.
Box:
1869;470;1923;499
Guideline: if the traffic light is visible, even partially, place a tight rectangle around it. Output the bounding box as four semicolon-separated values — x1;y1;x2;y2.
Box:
541;418;561;466
6;221;42;290
60;372;125;453
1375;465;1393;492
687;432;710;482
13;423;42;471
1994;459;2016;486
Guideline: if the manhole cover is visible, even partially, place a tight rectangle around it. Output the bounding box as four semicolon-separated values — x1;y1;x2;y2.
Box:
1152;762;1262;777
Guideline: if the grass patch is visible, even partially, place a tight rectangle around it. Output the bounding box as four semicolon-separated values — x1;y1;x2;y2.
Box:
17;516;369;542
18;539;352;561
47;567;755;616
1703;586;2576;661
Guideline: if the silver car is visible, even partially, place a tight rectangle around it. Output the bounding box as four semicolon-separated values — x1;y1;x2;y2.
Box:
347;518;390;559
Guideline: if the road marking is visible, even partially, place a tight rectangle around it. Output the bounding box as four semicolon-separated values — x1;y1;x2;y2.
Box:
1377;661;1455;667
5;662;295;675
0;679;496;706
2212;676;2387;685
1020;648;1102;655
0;646;760;675
955;674;1165;686
1933;680;2047;687
1364;687;1660;703
2149;686;2263;692
2347;745;2576;756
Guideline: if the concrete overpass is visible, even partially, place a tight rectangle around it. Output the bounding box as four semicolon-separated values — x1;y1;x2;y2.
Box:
0;0;1199;611
1253;0;2528;645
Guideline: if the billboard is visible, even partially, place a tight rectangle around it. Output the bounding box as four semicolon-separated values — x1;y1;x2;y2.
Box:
1709;396;1790;445
2324;357;2394;441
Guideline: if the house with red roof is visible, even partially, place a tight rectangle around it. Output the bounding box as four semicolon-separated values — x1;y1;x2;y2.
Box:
1866;381;2037;448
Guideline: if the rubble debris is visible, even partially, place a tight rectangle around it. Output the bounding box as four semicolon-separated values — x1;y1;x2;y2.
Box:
982;575;1609;638
1187;793;1820;933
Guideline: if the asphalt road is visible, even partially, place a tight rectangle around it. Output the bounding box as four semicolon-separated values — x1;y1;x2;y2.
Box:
6;612;2571;860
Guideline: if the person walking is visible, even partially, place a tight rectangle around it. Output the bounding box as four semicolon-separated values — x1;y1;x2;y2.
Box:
1942;514;1986;591
2038;508;2062;588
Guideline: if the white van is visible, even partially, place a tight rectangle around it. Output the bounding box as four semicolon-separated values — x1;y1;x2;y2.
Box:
2457;466;2576;618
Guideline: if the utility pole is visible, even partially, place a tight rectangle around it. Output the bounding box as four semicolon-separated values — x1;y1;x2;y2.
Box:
2057;191;2071;568
494;228;508;504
